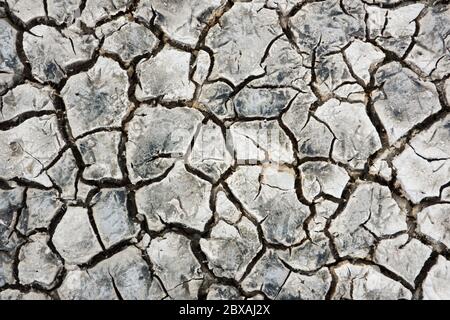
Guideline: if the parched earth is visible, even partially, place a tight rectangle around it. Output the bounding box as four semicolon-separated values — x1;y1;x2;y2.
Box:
0;0;450;300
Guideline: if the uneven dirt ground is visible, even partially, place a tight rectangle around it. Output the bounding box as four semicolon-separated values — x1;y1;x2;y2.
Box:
0;0;450;300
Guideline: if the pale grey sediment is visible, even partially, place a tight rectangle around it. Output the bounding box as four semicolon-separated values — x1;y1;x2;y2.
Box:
0;0;449;300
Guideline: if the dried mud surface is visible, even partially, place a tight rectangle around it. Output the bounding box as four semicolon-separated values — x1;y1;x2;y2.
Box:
0;0;450;300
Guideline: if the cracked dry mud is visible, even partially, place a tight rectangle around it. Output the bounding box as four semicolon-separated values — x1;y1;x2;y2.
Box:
0;0;449;301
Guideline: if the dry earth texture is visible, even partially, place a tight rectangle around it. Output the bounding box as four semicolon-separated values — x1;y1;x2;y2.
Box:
0;0;450;300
